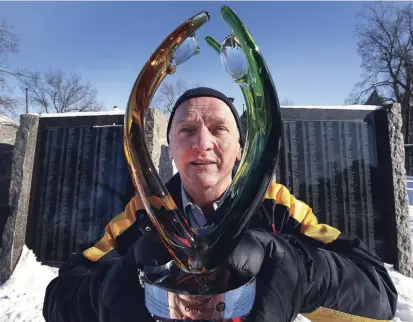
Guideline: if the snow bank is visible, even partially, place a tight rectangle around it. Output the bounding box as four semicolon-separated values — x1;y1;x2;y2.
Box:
0;246;58;322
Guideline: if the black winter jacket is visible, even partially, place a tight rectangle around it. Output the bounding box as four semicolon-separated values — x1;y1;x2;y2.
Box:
43;173;398;322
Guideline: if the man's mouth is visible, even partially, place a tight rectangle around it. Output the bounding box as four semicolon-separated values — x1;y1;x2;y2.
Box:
191;161;215;165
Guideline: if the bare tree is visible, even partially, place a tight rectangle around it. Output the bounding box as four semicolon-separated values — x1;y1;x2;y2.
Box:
150;94;163;110
346;2;413;140
18;69;103;113
280;98;295;106
0;20;20;117
154;78;188;114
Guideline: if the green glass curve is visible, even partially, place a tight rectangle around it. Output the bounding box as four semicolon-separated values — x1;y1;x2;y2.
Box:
200;5;283;270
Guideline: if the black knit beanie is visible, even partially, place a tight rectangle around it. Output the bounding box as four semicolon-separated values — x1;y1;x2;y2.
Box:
166;87;244;147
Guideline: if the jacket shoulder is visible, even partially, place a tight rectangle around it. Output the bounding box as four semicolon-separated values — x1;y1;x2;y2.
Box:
264;182;295;206
82;174;183;262
264;182;314;215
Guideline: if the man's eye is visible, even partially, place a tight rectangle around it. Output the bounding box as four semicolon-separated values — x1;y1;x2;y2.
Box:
213;126;227;133
179;128;193;133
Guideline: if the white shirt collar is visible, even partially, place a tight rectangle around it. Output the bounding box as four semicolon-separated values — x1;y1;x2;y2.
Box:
180;184;226;228
181;184;223;212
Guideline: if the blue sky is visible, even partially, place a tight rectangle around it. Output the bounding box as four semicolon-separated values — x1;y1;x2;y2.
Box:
1;1;379;114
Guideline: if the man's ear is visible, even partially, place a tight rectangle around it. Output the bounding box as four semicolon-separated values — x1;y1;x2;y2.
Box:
168;146;173;160
236;145;242;161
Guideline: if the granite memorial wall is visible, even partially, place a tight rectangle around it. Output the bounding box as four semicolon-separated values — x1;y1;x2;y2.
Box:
26;118;135;265
23;110;172;266
274;106;398;265
0;110;171;283
1;103;411;284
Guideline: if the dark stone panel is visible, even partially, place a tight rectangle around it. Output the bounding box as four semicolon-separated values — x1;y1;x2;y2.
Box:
26;124;135;265
274;118;390;261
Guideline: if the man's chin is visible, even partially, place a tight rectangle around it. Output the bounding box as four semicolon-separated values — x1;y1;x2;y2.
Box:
193;178;218;189
189;174;219;189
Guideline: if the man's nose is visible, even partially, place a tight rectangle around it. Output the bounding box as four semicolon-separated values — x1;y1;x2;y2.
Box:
192;126;214;151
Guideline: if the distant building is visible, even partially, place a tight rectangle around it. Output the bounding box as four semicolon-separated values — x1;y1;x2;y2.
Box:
0;115;18;126
364;89;384;106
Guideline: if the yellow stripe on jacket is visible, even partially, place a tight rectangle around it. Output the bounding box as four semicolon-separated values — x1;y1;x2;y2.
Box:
82;193;179;262
302;307;390;322
265;182;341;245
83;182;341;262
82;195;143;262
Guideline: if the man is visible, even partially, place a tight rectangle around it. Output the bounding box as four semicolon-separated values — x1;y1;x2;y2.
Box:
43;87;397;322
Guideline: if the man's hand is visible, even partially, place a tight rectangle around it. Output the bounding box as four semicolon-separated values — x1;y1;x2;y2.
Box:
99;228;312;322
226;230;312;322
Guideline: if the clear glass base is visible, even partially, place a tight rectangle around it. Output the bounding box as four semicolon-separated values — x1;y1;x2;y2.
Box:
143;261;256;321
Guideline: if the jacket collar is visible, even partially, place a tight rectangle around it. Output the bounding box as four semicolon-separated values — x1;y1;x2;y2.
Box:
181;185;222;213
164;172;185;213
164;173;225;223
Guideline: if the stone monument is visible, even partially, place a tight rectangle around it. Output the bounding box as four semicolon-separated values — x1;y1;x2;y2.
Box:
1;103;412;285
0;114;39;284
0;109;172;283
247;103;412;276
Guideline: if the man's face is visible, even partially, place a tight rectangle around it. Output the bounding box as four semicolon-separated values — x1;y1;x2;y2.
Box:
169;97;242;190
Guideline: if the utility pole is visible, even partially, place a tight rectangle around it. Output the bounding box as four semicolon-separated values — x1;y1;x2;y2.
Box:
25;88;29;114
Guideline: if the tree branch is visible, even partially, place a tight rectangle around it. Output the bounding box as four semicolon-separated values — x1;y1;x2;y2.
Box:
350;2;412;106
0;69;34;78
17;69;102;113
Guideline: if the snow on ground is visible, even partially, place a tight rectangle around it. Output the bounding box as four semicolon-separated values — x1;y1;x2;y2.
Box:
1;207;413;322
0;246;58;322
386;263;413;322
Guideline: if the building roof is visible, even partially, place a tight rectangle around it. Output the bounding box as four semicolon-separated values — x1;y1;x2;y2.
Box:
0;114;19;126
364;89;384;106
